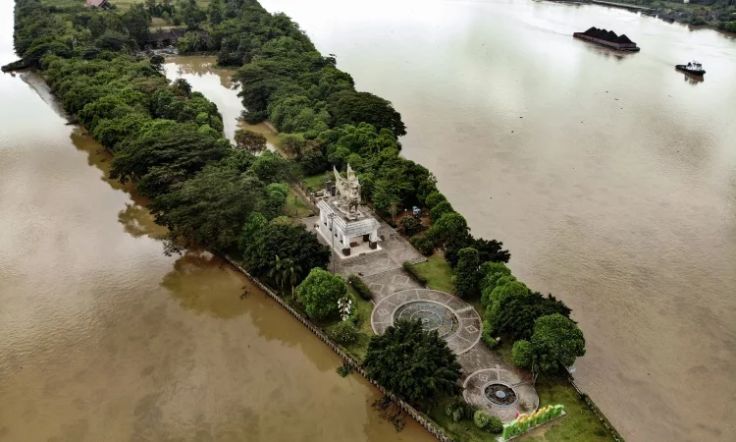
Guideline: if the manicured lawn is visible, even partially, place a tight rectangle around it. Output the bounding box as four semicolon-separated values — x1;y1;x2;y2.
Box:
347;286;375;359
328;285;374;361
283;187;313;218
409;253;456;294
489;342;615;442
428;378;615;442
523;377;615;442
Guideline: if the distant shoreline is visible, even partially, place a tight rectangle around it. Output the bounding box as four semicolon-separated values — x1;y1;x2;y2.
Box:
547;0;736;36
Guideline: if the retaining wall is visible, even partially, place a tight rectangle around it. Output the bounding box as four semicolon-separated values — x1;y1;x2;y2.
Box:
568;376;626;441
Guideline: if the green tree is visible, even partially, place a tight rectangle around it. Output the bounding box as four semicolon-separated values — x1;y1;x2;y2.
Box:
251;151;295;183
295;268;347;320
241;216;330;285
121;4;150;47
150;160;266;251
430;200;453;221
492;290;571;341
424;190;447;209
455;247;480;299
363;320;461;407
512;339;533;369
530;313;586;375
431;212;468;241
207;0;224;25
472;238;511;263
150;54;165;72
262;182;288;218
479;262;513;308
371;177;402;218
179;0;206;30
484;280;529;336
328;90;406;136
268;255;301;295
110;123;229;195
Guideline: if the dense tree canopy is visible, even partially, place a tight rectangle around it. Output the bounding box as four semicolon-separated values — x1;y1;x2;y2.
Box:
455;247;480;299
241;214;330;287
485;289;571;341
327;91;406;136
150;154;274;252
364;320;461;407
522;313;586;375
111;122;230;194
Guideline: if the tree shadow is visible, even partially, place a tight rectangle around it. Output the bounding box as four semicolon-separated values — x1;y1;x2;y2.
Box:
160;251;250;319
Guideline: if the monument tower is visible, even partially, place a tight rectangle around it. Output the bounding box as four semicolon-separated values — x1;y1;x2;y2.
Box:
316;164;380;256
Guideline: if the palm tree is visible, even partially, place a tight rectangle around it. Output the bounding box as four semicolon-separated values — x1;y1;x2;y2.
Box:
269;256;301;296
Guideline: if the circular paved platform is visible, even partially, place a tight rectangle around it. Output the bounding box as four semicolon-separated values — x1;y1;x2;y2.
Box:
371;289;482;354
463;367;539;422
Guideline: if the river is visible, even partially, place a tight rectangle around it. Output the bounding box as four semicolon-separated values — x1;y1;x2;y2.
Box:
257;0;736;441
0;1;431;440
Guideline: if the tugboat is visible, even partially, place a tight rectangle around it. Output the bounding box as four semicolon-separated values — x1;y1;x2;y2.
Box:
675;61;706;76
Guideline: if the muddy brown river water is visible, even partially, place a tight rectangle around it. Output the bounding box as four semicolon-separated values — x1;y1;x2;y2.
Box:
2;0;735;440
0;1;431;441
254;1;736;441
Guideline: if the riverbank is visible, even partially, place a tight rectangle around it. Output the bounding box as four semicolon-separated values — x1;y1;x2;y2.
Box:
550;0;736;33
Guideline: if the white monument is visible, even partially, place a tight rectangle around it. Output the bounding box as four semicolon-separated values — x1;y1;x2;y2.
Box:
316;165;380;256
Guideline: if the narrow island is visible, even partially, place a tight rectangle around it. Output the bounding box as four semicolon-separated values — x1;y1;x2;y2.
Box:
5;1;624;441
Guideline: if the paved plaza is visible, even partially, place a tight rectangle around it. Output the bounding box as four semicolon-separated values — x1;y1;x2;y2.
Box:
371;289;482;354
301;213;538;421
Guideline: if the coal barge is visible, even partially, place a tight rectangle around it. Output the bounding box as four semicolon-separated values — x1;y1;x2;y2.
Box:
573;27;640;52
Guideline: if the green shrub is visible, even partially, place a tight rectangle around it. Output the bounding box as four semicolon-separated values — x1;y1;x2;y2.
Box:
296;268;347;320
403;261;428;286
430;200;454;221
455;247;480;299
482;322;499;349
512;339;533;368
473;409;491;429
479;262;512;294
487;415;503;434
400;216;422;236
328;321;360;345
424;190;447;209
410;233;435;256
445;398;473;422
348;274;373;301
336;362;353;377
